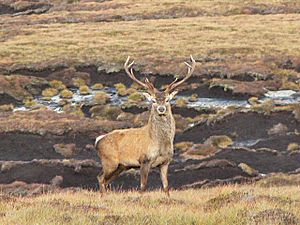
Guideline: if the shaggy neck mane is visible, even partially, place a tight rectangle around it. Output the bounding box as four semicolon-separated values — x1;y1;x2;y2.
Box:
148;106;175;143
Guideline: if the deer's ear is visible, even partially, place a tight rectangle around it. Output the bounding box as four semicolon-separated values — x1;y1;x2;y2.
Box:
142;92;154;102
168;90;178;100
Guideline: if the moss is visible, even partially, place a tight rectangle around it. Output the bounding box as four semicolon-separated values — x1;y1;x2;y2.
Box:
251;99;275;115
280;77;300;91
127;87;138;95
91;83;104;90
130;83;142;90
60;89;73;99
79;85;90;95
53;143;76;158
42;88;58;97
204;135;233;148
90;105;122;120
114;83;126;90
175;141;194;152
92;92;110;105
128;92;145;103
73;78;86;88
58;99;69;106
175;98;188;107
248;97;260;105
114;83;128;96
62;104;84;117
287;143;299;151
0;104;14;112
238;163;259;176
188;94;198;102
23;99;38;108
49;80;66;91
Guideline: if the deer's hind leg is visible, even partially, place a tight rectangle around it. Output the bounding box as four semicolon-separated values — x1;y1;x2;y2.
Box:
98;162;123;192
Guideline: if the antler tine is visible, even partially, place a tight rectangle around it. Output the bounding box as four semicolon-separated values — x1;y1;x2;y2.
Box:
165;55;196;93
124;56;156;92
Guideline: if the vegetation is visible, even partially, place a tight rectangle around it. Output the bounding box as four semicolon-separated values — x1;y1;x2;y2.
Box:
0;1;299;77
60;89;74;99
79;85;91;95
91;83;104;90
1;184;300;225
42;88;58;98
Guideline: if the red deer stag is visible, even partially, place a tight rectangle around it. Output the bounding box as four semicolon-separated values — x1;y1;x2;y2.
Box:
95;56;196;195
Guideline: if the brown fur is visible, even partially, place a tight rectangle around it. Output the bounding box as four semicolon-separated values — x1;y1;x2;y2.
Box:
96;56;195;195
96;94;175;194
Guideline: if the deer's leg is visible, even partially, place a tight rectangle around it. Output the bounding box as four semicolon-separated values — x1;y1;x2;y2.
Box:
98;163;119;192
105;165;125;184
160;162;170;197
140;161;151;192
97;173;107;192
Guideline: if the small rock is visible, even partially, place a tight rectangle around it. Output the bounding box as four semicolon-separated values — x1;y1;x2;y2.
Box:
268;123;288;136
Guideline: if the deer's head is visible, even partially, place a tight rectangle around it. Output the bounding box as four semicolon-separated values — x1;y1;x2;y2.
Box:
124;56;196;116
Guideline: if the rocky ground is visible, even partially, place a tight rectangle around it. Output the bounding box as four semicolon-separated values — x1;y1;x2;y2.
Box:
0;0;299;195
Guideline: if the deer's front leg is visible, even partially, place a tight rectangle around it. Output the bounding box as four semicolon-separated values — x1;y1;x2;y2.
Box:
160;162;170;197
140;161;151;192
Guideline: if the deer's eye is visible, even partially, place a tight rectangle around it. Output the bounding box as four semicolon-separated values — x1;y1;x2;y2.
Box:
152;98;157;103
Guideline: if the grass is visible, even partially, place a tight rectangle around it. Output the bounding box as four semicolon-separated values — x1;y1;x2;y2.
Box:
0;1;300;76
0;184;300;224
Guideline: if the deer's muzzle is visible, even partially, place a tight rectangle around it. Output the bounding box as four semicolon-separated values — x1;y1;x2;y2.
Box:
157;105;167;115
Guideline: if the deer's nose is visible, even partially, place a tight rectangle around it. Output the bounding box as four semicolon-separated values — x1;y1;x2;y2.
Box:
157;105;166;115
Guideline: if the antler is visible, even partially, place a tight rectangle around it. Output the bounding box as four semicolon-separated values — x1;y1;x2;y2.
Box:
124;56;157;93
165;55;196;93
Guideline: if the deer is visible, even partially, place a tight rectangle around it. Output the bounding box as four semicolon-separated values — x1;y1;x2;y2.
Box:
95;56;196;196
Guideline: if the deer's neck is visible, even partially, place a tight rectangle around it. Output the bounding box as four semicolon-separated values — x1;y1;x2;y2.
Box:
147;106;175;144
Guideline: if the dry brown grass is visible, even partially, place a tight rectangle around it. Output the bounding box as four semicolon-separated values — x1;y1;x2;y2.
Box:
0;184;300;225
0;1;300;76
0;109;128;135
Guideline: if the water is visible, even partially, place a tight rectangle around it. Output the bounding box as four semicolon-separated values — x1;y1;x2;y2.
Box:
13;87;300;113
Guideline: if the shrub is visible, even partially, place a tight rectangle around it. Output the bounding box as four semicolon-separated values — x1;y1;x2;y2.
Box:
91;83;104;90
42;88;58;97
79;85;91;95
92;92;110;105
287;143;299;151
128;92;145;103
49;80;66;91
60;89;73;99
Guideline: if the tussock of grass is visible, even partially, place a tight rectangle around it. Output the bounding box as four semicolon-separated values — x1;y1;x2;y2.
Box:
0;185;300;224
